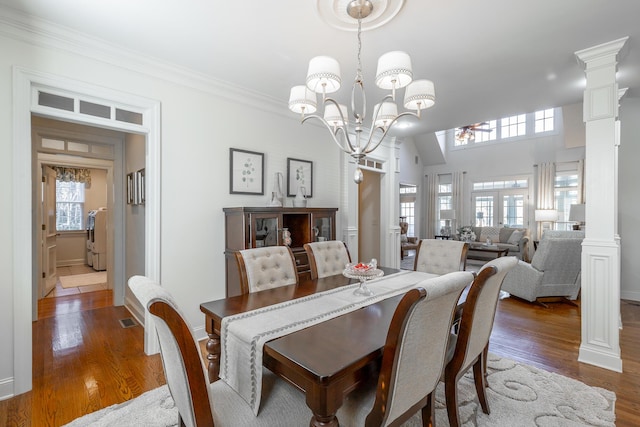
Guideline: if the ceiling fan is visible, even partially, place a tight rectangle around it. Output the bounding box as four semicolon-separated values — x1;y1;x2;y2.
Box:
455;122;492;142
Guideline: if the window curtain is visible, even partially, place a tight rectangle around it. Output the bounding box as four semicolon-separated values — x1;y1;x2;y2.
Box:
54;167;91;185
426;174;439;239
577;159;585;203
451;171;465;232
536;162;556;236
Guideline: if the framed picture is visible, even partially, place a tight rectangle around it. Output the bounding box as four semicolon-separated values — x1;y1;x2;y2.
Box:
126;172;135;204
287;157;313;198
230;148;264;195
136;168;145;205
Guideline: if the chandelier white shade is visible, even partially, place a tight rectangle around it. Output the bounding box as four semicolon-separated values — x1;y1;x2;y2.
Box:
288;0;435;183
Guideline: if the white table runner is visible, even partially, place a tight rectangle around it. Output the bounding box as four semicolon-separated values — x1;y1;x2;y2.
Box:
220;270;440;415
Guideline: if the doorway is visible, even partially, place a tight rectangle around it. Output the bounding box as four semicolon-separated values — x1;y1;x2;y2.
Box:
12;68;162;395
471;188;529;228
358;169;381;263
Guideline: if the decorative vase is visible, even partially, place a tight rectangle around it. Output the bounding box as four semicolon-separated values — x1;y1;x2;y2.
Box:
268;191;282;207
272;172;284;207
282;228;292;246
293;186;307;207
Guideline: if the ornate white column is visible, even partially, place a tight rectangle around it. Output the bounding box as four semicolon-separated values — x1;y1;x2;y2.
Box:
575;37;627;372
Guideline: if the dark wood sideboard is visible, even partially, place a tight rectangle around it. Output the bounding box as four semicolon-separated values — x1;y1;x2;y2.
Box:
223;207;338;297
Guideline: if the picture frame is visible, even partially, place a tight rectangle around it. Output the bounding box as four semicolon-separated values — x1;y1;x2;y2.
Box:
287;157;313;198
136;168;145;205
126;172;135;204
230;148;264;195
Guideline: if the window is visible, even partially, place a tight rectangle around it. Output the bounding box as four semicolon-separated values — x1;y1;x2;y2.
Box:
56;180;85;231
400;184;417;236
437;175;453;231
554;173;579;231
535;108;554;133
500;114;526;138
474;120;497;143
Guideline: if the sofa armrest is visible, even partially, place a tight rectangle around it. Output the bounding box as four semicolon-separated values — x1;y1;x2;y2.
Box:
501;260;543;302
519;236;530;262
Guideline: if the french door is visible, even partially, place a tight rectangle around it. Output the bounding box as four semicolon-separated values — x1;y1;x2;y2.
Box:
472;189;528;228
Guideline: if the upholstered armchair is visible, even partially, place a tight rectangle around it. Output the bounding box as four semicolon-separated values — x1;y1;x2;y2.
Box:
304;240;351;280
501;230;584;303
399;221;419;259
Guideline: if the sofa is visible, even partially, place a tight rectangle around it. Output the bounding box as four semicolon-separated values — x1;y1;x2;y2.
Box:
400;221;418;259
458;226;530;262
501;230;584;303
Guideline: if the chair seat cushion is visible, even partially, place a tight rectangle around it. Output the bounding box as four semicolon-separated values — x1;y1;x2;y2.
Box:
211;369;311;425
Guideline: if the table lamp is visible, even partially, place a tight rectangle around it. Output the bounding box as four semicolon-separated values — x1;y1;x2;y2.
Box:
534;209;558;232
569;203;585;230
440;209;456;236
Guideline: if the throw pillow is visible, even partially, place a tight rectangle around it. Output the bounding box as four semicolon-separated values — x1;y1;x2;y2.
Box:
479;226;500;244
507;230;524;245
400;233;408;243
499;227;515;243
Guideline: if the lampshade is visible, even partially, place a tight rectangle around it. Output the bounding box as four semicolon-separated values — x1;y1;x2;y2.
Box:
288;85;317;114
306;56;341;94
375;51;413;90
323;103;348;127
373;102;398;127
569;204;586;222
534;209;558;222
440;209;456;220
404;79;436;111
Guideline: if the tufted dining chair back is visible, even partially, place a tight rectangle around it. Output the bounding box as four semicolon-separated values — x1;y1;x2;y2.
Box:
414;239;469;274
304;240;352;280
235;246;299;294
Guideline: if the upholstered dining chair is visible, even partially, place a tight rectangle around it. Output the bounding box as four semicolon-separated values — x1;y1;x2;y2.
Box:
235;246;298;294
304;240;352;280
414;239;469;274
337;271;474;426
128;275;312;426
443;256;517;427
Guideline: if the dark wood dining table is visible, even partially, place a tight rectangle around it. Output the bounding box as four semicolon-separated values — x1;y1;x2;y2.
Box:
199;267;405;427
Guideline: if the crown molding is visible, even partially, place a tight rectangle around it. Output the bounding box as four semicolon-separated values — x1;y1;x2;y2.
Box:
0;5;290;119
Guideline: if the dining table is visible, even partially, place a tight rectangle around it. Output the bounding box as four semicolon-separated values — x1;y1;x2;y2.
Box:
200;267;440;427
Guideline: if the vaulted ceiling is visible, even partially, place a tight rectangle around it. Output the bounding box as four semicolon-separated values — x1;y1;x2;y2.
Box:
2;0;639;151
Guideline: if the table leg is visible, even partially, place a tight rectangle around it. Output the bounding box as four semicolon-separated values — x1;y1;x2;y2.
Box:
206;332;220;382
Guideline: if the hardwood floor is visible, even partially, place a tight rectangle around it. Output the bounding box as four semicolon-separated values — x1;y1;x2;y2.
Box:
0;291;638;426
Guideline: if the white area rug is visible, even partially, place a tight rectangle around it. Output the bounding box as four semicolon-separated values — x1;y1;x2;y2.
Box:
59;271;107;288
63;354;615;426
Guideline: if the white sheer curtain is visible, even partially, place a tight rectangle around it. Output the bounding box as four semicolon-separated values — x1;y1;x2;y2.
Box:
426;174;439;239
536;162;556;237
452;171;465;232
577;159;585;203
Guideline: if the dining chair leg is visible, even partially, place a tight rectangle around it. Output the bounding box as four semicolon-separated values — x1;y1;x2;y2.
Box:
421;392;435;427
473;357;490;414
444;374;461;427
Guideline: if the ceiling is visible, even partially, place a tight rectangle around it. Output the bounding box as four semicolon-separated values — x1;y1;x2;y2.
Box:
2;0;640;142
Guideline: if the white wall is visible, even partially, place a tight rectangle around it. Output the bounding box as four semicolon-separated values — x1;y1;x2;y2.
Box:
0;27;341;397
619;96;640;301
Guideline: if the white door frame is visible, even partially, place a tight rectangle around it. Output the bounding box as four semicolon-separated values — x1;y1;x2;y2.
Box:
12;67;162;395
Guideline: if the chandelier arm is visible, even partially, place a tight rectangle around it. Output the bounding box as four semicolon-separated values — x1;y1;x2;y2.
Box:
361;111;421;155
301;114;356;155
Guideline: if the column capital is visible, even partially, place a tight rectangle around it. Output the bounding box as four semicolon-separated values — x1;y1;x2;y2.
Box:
575;37;628;70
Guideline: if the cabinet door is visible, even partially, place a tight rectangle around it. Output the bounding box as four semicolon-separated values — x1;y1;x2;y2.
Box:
311;212;335;242
249;213;282;248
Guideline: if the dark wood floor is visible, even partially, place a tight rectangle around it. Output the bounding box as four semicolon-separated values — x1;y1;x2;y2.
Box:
0;290;638;426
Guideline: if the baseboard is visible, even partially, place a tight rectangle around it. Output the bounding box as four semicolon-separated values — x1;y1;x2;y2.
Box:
0;376;14;401
57;259;87;267
125;296;145;328
621;290;640;301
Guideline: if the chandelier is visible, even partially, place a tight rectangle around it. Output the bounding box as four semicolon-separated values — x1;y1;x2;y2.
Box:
287;0;435;184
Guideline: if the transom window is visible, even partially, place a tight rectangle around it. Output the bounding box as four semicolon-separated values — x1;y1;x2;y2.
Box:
452;108;556;148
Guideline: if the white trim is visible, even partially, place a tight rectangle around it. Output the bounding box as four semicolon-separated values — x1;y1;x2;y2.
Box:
12;67;162;396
